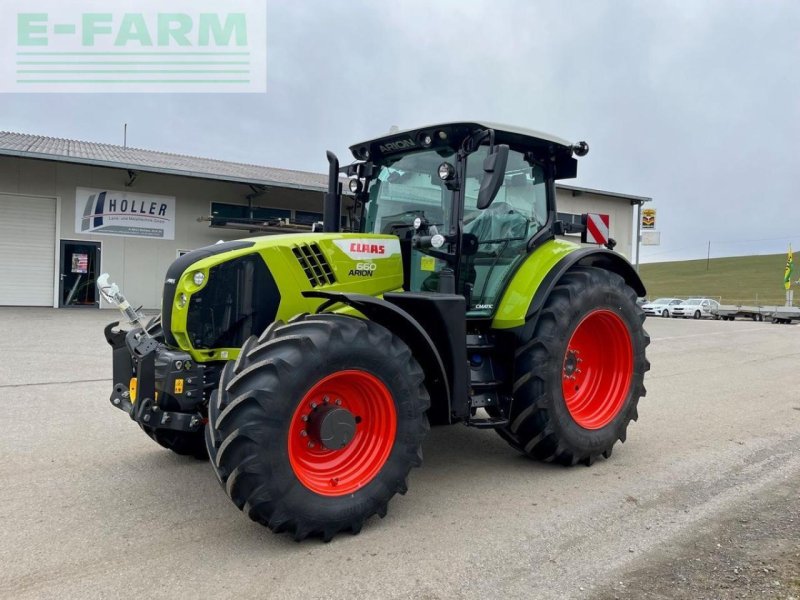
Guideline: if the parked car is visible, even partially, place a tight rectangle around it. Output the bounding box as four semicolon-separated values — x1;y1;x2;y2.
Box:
642;297;684;318
671;298;720;319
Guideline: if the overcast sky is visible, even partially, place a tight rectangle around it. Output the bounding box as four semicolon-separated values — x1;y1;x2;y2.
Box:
1;0;798;262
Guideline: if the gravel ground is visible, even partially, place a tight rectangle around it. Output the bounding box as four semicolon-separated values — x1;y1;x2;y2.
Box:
597;474;800;599
0;308;798;599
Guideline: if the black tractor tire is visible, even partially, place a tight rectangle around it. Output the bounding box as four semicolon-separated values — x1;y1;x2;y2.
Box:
495;266;649;466
140;425;208;459
205;314;430;541
693;310;702;320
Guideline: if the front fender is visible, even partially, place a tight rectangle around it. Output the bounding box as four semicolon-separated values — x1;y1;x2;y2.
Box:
302;290;455;423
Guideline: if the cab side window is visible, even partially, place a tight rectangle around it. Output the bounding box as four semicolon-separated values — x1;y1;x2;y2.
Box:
463;147;548;246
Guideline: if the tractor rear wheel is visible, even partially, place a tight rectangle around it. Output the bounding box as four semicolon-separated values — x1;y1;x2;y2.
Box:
205;314;430;541
496;266;649;466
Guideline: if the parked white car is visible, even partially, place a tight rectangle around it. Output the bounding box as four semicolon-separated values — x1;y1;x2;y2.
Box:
671;298;720;319
641;297;684;318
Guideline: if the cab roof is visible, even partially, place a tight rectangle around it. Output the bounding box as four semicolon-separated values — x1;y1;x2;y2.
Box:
349;121;581;179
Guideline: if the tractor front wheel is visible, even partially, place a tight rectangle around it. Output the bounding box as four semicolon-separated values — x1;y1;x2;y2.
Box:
140;425;208;458
497;266;649;466
205;314;429;541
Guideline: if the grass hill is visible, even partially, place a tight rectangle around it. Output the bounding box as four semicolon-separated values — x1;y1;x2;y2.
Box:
639;253;792;306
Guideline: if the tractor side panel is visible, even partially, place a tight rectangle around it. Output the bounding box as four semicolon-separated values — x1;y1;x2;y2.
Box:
491;239;581;330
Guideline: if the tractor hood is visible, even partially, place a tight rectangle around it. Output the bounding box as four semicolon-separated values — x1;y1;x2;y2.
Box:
161;233;404;362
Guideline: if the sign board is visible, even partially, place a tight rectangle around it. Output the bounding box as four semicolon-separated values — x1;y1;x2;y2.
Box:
642;208;656;229
641;231;661;246
71;252;88;273
582;213;610;245
75;187;176;239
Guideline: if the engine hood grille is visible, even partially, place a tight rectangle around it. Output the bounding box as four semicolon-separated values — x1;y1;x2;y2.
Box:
292;243;335;287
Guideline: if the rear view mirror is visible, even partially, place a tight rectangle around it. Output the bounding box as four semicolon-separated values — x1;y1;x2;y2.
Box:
476;144;509;210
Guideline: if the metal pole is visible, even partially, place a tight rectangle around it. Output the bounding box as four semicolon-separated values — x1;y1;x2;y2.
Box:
634;201;642;273
706;241;711;271
124;123;127;148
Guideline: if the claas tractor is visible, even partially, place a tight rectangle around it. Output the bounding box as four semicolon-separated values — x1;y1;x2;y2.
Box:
102;122;649;541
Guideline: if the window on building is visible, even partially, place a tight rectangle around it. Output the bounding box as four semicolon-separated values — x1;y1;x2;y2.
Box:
211;202;291;224
253;206;291;221
557;212;582;235
294;210;324;225
557;212;582;225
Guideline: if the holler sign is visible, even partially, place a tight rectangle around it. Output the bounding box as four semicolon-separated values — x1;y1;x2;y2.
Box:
75;187;176;239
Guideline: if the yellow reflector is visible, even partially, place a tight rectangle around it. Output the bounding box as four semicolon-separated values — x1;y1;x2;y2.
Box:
174;378;184;394
129;377;138;403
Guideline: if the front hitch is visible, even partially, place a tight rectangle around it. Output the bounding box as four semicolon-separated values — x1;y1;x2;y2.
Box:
102;274;206;434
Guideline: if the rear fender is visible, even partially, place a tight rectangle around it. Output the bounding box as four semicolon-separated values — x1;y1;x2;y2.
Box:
526;248;646;320
491;240;645;330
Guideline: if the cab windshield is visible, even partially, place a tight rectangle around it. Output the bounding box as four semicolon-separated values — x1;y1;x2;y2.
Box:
365;149;453;236
364;146;549;312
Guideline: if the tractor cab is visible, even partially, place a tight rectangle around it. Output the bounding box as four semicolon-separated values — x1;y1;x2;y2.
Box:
327;122;588;314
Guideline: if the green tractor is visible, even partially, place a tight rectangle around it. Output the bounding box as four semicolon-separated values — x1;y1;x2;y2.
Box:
102;122;649;541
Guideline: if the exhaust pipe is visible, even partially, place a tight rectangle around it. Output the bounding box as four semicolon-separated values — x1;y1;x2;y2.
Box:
323;151;341;233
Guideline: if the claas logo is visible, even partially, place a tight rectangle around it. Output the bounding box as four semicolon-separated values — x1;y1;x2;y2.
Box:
349;242;385;255
642;209;656;229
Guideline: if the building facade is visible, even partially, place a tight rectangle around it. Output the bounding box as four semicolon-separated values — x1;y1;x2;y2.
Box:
0;133;649;309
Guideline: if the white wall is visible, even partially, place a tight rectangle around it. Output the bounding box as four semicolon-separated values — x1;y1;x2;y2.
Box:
0;156;325;309
0;155;639;309
555;188;636;261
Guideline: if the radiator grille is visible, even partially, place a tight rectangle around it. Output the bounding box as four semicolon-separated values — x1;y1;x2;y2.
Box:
292;243;336;287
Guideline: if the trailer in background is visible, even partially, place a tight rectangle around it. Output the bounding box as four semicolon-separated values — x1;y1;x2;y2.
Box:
712;305;800;324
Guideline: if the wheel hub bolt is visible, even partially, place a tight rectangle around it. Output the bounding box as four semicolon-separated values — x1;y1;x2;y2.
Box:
300;430;308;437
310;402;318;409
307;441;315;448
335;398;342;406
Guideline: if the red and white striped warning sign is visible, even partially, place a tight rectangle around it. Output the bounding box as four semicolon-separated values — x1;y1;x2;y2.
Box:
584;213;610;245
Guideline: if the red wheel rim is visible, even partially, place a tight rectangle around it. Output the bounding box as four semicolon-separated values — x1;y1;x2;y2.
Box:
561;310;633;430
288;370;396;496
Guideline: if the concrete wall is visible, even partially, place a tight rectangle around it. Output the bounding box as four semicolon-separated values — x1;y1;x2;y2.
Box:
0;156;324;309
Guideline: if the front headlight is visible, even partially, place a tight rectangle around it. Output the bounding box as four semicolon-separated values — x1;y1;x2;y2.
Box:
193;271;205;286
176;293;187;308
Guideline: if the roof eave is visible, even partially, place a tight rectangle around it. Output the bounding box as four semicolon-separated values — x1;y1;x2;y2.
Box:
0;148;330;193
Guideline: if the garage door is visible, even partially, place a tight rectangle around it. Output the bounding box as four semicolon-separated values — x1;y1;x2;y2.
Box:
0;194;57;306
